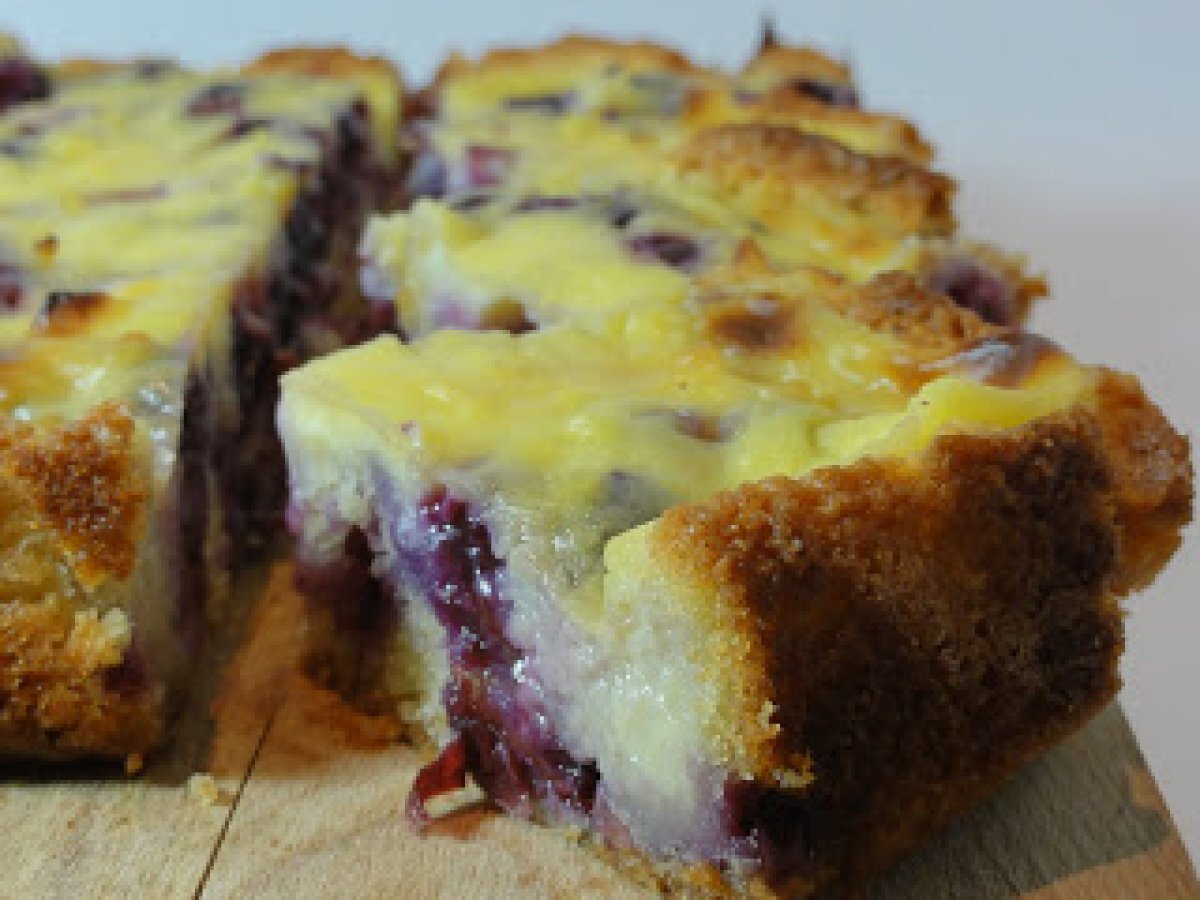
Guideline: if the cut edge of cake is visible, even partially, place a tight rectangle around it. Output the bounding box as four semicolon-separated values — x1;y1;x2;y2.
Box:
0;41;404;761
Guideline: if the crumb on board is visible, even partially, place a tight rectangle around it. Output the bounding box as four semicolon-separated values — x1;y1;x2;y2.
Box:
188;773;234;807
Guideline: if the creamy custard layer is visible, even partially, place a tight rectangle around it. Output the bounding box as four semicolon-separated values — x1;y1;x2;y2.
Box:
1;60;391;357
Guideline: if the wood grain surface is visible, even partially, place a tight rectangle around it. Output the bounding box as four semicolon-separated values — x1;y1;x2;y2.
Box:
3;565;1197;899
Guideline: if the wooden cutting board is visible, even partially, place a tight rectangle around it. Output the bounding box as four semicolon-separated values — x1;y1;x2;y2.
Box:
3;566;1197;899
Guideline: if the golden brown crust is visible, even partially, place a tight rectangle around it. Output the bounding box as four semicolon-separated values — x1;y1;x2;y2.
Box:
433;34;700;88
0;601;162;758
644;380;1190;894
1092;369;1194;593
828;270;1001;349
243;45;398;83
737;87;935;165
0;404;160;758
0;403;145;586
675;123;956;239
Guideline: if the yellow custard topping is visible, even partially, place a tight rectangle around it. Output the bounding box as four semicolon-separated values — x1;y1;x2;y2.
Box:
0;56;398;421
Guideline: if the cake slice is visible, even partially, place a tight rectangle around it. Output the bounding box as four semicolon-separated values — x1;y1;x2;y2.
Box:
281;35;1191;897
281;275;1189;895
0;44;401;759
365;35;1039;340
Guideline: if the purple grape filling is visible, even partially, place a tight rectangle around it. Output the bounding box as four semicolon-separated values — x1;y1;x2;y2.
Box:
0;262;24;311
185;81;246;117
402;487;599;823
926;257;1016;326
514;195;580;213
608;200;640;230
173;371;210;653
291;486;833;886
216;100;398;567
401;143;447;203
132;59;176;81
791;78;859;109
626;231;701;270
222;116;277;140
465;144;515;189
503;91;575;115
0;56;51;114
450;193;493;212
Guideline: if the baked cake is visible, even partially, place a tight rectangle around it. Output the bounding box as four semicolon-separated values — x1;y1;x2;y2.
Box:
0;42;401;758
362;34;1041;339
280;36;1192;897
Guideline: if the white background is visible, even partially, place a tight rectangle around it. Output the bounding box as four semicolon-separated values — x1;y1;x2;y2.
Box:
7;0;1199;870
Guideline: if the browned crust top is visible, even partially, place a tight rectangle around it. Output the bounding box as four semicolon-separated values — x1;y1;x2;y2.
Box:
675;123;955;238
243;45;399;83
433;33;700;87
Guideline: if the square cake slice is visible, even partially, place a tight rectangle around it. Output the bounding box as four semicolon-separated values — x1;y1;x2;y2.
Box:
281;35;1191;897
0;44;401;759
280;285;1189;895
364;34;1040;340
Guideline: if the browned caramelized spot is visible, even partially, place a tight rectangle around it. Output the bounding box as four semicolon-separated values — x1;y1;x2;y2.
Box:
744;87;934;164
672;409;731;442
404;87;439;121
479;298;536;334
34;290;111;336
829;271;1001;350
676;124;955;238
3;403;145;584
706;294;798;352
731;238;772;274
34;234;58;259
